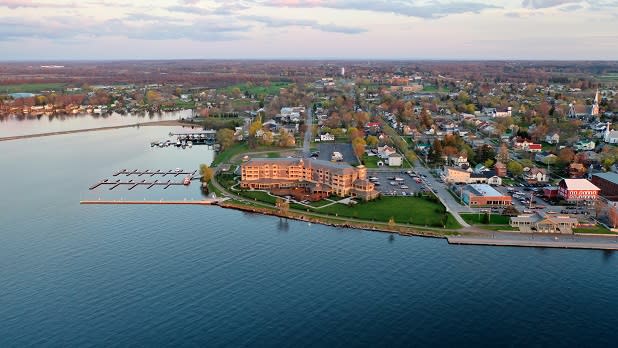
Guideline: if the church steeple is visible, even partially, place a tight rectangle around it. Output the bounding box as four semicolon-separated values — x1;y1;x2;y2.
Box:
591;89;600;117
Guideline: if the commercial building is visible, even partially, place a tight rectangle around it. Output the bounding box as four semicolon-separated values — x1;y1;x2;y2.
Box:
591;172;618;200
510;214;578;234
557;179;600;202
461;184;512;207
240;158;379;201
443;166;470;184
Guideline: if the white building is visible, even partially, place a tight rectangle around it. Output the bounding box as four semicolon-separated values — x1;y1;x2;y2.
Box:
604;122;618;144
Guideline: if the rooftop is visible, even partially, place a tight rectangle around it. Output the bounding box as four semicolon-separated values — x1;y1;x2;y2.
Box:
593;172;618;185
560;179;601;191
465;184;504;197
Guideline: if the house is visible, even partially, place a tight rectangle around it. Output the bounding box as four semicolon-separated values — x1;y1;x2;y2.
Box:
558;179;600;202
525;168;549;183
568;163;587;178
513;137;533;150
444;166;471;184
319;133;335;142
510;214;578;234
461;184;512;206
482;170;502;185
494;162;507;177
377;145;397;159
574;140;596;151
604;122;618;144
448;153;469;167
535;152;558;165
527;143;542;153
545;133;560;144
388;153;403;167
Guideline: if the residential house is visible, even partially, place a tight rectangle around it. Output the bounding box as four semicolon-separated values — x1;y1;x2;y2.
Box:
604;122;618;144
535;152;558;165
525;167;549;183
527;144;542;153
545;133;560;144
377;145;397;159
448;153;469;167
319;133;335;142
574;140;595;151
388;153;403;167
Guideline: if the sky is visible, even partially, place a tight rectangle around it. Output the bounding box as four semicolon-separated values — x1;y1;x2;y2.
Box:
0;0;617;60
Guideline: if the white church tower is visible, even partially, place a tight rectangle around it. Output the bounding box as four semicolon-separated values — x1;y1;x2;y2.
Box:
591;89;600;117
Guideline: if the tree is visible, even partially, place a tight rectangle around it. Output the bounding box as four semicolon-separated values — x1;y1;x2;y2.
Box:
484;159;495;168
507;161;523;176
216;128;235;150
366;135;379;148
497;143;510;163
199;164;214;183
430;139;443;163
352;137;367;158
278;129;295;147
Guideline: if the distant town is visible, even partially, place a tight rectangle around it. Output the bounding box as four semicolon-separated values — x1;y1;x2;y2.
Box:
4;60;618;249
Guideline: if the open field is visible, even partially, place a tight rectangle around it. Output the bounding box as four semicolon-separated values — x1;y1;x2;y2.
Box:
574;225;615;235
316;196;461;228
219;81;291;96
1;83;67;93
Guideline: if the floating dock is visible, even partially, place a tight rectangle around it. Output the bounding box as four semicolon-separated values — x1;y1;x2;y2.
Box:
89;169;197;191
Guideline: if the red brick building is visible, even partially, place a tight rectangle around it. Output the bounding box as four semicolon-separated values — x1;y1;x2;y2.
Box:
558;179;600;202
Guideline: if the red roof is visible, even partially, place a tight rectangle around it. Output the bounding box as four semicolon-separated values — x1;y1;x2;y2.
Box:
366;122;381;128
528;144;542;150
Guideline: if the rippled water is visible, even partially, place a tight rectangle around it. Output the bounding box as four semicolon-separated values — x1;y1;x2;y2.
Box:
1;126;617;347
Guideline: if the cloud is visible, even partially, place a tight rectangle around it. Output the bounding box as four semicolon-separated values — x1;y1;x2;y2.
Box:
0;15;250;42
241;15;367;34
252;0;499;18
167;5;213;15
521;0;580;8
0;0;80;9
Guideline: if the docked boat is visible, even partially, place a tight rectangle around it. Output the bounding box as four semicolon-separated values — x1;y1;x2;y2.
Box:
187;141;193;148
183;176;191;185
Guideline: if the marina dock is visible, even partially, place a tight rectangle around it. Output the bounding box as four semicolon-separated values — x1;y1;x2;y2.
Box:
89;169;197;190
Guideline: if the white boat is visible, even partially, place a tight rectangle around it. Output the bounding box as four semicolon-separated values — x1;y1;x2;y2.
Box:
187;141;193;148
175;168;182;172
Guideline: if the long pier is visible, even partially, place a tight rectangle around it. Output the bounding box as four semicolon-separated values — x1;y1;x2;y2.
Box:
447;235;618;250
80;199;222;205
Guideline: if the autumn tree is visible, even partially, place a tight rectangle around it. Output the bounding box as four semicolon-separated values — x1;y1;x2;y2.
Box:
275;197;290;215
199;164;214;183
278;129;295;147
216;128;235;150
366;135;379;148
507;161;523;176
352;137;367;158
609;206;618;229
497;143;510;163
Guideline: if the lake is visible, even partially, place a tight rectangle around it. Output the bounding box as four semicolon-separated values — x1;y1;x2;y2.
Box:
1;121;617;347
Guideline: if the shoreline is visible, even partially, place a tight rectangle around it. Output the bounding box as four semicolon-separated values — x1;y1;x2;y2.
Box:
0;119;190;142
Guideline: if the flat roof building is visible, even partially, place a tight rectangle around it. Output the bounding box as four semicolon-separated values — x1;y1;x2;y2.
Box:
591;172;618;200
462;184;512;207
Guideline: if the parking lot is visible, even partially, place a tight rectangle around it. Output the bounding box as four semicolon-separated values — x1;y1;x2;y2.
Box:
317;143;356;164
367;169;429;196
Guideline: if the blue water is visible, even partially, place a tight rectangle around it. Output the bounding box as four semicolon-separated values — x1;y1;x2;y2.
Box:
1;126;618;347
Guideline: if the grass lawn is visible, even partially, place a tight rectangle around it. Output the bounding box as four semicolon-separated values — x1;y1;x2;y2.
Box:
362;154;381;168
212;143;249;166
267;152;280;158
574;225;615;234
316;196;461;228
2;82;67;93
477;225;520;231
461;213;511;225
219;81;291;97
238;190;278;204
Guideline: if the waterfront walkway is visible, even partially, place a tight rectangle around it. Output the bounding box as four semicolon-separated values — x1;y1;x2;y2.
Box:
448;234;618;250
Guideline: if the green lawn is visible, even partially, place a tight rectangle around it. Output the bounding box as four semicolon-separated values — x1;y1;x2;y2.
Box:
362;154;381;168
219;81;291;97
573;225;615;235
238;190;278;204
267;152;280;158
212;143;249;166
461;214;511;225
2;82;67;93
316;196;461;228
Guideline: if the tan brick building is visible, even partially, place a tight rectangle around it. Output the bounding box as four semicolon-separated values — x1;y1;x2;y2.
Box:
240;158;379;201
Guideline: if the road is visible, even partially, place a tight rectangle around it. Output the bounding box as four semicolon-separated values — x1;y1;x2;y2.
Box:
303;106;313;157
413;161;471;227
